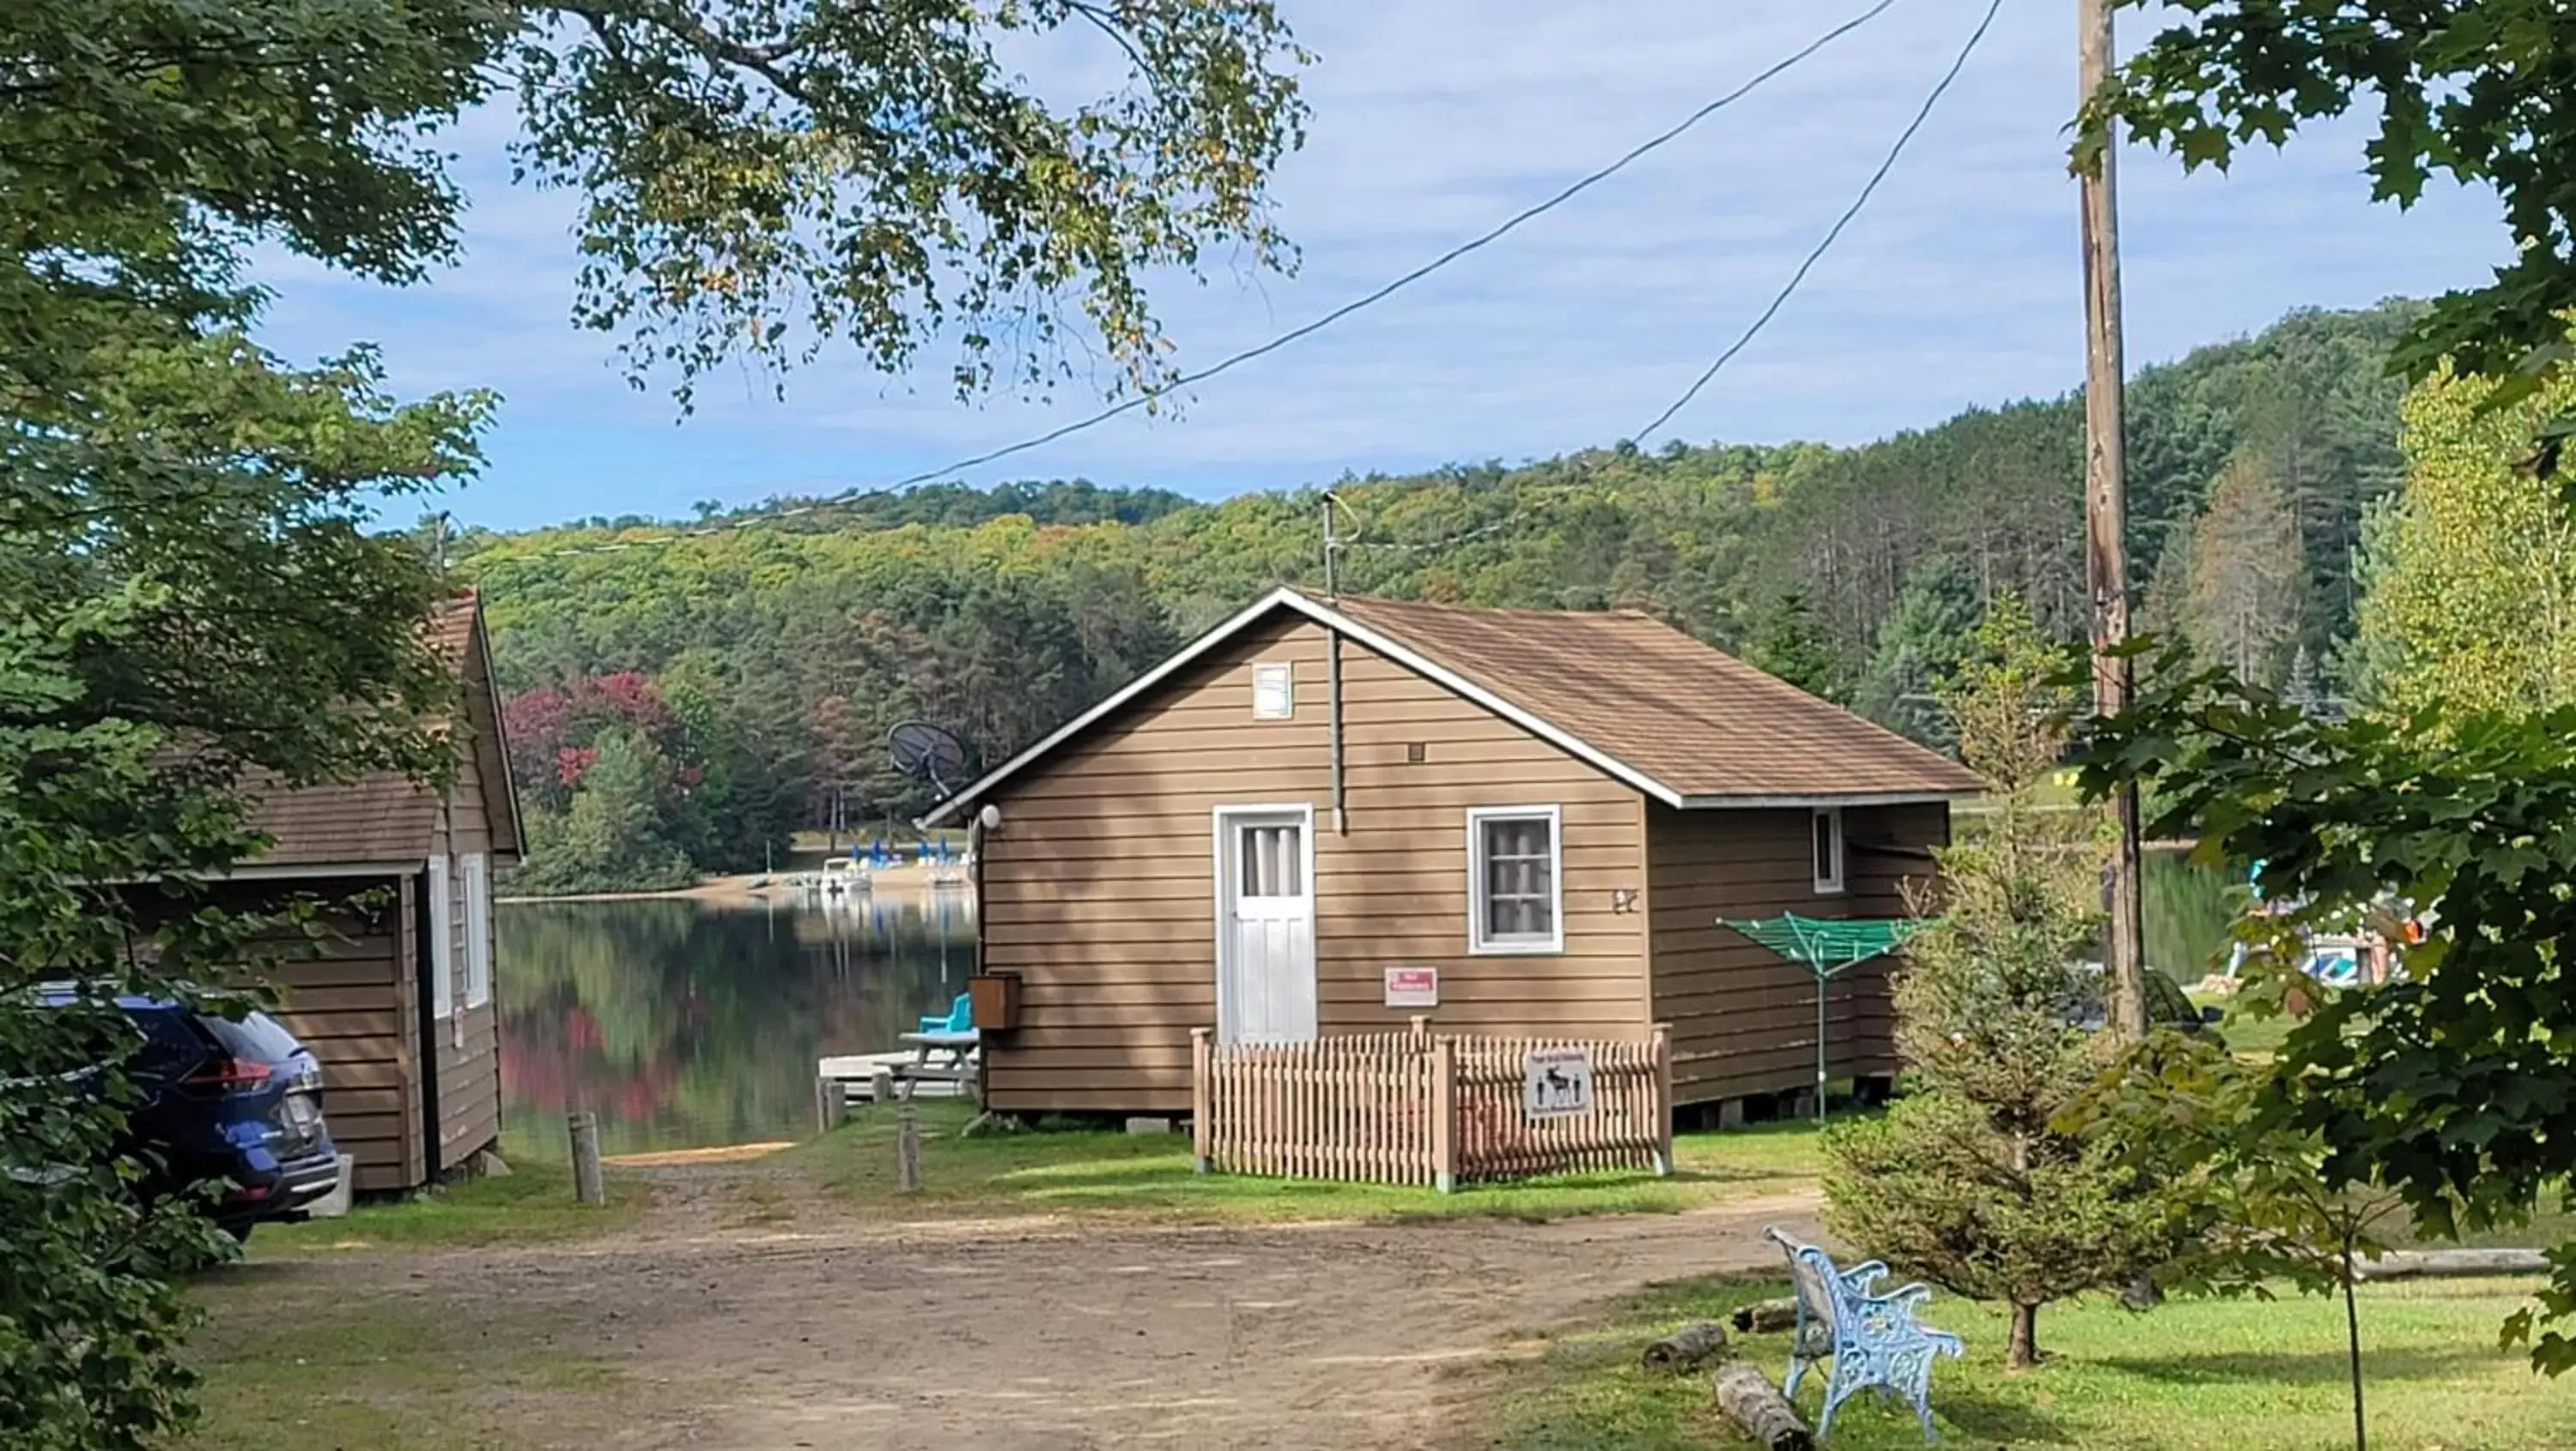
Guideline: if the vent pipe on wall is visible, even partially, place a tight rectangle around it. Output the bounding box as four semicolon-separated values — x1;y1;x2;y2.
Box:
1322;493;1348;835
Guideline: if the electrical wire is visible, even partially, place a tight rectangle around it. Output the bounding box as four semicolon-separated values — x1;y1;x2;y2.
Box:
1631;0;2008;443
477;0;1916;565
885;0;1911;491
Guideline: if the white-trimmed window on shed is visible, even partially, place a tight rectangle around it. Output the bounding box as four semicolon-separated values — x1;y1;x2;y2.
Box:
1251;662;1295;719
426;854;454;1019
462;852;493;1009
1812;807;1846;895
1468;805;1564;954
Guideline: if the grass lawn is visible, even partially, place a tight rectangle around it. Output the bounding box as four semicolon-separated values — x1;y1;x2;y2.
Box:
783;1099;1827;1223
180;1278;627;1451
1491;1274;2570;1450
252;1157;645;1254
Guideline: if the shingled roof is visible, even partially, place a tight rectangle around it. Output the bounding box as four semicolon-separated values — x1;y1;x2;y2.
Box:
923;586;1983;825
1318;592;1984;801
240;590;523;870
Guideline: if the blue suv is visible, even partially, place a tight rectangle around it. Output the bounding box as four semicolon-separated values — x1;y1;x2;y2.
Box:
40;990;343;1238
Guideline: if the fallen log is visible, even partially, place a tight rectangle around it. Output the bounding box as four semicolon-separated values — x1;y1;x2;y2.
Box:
2352;1248;2549;1282
1639;1320;1731;1374
1711;1359;1812;1450
1729;1298;1799;1334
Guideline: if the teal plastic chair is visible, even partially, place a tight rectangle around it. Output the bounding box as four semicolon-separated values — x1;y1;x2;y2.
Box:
919;993;973;1035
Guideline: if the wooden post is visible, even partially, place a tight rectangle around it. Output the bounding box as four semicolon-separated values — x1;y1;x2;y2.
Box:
816;1076;847;1133
1650;1023;1675;1176
870;1065;896;1108
1191;1028;1213;1174
1431;1033;1458;1193
896;1102;921;1193
567;1111;605;1205
2080;0;2148;1040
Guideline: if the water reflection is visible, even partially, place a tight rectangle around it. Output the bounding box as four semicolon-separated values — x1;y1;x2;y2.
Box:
497;888;975;1158
2143;847;2246;983
500;856;2241;1158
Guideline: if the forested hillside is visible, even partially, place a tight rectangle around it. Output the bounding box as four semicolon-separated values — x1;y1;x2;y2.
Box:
463;300;2419;890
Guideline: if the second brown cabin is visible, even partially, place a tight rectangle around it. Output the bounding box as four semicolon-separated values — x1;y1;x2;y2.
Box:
923;587;1984;1121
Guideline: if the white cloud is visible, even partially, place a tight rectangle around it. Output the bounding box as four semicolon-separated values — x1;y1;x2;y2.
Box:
246;0;2508;528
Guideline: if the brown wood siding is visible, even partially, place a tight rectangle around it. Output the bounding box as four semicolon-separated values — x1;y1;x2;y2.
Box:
981;616;1654;1113
261;880;426;1193
1644;801;1947;1104
422;747;502;1173
431;1003;501;1170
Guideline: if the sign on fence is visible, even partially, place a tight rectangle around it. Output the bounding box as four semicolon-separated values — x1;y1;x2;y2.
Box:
1382;966;1439;1008
1522;1047;1594;1120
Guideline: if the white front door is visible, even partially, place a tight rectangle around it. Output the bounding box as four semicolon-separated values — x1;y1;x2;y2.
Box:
1215;806;1317;1045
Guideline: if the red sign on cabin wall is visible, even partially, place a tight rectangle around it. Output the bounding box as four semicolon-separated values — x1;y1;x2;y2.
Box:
1383;967;1439;1008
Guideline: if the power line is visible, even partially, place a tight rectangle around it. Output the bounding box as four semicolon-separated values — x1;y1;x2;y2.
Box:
477;0;1915;566
890;0;1911;490
1633;0;2008;443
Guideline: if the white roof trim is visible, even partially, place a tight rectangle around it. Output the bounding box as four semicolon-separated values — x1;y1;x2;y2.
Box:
1674;791;1977;810
919;588;1319;827
921;587;1684;827
917;587;1981;826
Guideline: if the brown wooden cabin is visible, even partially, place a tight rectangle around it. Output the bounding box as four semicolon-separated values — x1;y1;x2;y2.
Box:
221;591;522;1192
923;587;1985;1122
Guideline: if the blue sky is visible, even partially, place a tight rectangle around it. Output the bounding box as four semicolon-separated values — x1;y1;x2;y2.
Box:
249;0;2506;531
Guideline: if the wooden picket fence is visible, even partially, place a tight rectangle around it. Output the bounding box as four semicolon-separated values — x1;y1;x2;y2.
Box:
1190;1018;1673;1192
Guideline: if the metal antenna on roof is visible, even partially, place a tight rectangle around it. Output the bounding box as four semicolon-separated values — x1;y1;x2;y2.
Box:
1321;490;1341;601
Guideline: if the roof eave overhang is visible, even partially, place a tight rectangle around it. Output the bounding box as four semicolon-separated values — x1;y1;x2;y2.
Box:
917;586;1986;828
118;859;428;883
1674;789;1982;810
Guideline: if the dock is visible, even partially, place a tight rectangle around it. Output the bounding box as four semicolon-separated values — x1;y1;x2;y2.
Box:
816;1048;978;1128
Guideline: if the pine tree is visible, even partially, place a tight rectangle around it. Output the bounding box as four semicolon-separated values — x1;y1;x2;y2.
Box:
1821;598;2181;1368
2183;455;2305;687
1748;590;1848;704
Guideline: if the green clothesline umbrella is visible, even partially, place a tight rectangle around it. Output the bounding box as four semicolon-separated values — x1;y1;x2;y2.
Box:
1717;913;1938;1122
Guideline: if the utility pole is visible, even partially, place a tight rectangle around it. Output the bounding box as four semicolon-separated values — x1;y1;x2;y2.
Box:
2080;0;2148;1041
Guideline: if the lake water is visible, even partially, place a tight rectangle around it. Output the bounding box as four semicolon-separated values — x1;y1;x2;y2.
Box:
495;852;2242;1158
495;887;975;1159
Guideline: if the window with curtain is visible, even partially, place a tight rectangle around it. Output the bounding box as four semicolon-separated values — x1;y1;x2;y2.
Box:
1468;806;1562;953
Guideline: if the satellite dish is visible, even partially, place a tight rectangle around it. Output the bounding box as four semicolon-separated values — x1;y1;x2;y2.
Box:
887;720;970;797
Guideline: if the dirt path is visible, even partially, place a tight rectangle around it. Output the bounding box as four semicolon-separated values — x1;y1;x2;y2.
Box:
242;1160;1820;1449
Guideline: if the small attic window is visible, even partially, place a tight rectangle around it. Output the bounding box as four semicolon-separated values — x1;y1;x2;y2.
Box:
1252;663;1294;720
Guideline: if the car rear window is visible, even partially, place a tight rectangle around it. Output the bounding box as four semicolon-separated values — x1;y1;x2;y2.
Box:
194;1011;305;1065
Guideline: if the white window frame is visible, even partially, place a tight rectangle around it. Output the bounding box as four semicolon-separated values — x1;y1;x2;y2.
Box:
462;852;493;1009
1467;804;1565;956
1812;806;1847;896
1250;661;1295;720
425;854;454;1019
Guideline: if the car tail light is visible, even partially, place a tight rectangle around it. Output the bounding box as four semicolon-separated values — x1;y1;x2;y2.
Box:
179;1056;274;1096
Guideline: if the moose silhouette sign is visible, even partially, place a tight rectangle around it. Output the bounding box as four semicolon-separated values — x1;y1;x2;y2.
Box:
1522;1047;1595;1120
